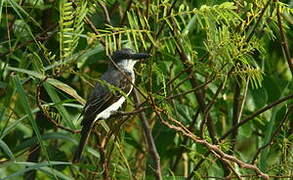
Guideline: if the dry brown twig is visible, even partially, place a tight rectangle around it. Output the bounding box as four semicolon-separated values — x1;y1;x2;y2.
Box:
151;104;269;179
221;93;293;140
251;106;293;164
36;77;80;134
275;0;293;76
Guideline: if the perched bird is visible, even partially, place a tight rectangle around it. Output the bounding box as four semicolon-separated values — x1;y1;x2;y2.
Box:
73;48;150;163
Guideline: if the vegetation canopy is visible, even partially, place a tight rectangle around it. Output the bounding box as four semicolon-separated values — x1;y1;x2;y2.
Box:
0;0;292;179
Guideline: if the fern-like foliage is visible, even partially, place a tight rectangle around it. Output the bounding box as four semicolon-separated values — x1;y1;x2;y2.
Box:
88;9;156;55
59;0;88;61
156;2;265;88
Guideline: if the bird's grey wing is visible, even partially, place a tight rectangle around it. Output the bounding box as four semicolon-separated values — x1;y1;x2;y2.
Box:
81;71;133;127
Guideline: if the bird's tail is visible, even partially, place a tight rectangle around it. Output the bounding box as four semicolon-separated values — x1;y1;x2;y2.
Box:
72;122;94;163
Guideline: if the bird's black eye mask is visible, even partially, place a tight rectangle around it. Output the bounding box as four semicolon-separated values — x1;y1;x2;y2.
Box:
111;49;150;62
131;53;150;60
111;51;132;61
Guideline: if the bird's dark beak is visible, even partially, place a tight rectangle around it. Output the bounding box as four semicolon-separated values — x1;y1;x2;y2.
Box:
131;53;151;60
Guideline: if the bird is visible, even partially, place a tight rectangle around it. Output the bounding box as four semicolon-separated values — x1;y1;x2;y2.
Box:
73;48;150;163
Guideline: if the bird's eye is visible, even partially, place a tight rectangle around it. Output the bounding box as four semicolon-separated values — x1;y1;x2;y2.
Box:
126;54;132;59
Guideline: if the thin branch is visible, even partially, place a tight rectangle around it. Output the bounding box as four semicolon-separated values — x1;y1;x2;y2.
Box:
251;106;292;164
168;15;218;144
164;64;193;90
200;76;227;137
171;109;200;172
0;24;58;58
83;16;106;46
231;77;242;148
246;0;271;42
217;157;242;180
133;90;162;180
148;0;178;52
71;1;105;46
187;151;209;180
36;77;80;134
96;1;111;25
92;131;109;180
221;93;293;140
276;0;293;76
103;114;133;149
170;72;193;92
114;107;150;116
119;0;133;26
165;77;215;101
153;106;269;180
231;77;249;150
107;55;148;100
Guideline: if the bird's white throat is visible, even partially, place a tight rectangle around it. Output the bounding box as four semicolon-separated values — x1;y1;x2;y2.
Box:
117;59;137;72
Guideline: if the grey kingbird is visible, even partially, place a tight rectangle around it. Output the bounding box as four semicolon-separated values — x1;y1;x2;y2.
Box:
73;48;150;163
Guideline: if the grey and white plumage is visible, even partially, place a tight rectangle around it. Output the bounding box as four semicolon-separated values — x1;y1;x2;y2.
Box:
73;48;150;163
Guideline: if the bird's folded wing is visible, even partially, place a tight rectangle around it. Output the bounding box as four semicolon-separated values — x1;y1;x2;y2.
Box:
81;74;132;127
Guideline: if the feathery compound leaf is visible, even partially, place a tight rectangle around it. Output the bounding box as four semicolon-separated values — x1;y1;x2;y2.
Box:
59;0;87;60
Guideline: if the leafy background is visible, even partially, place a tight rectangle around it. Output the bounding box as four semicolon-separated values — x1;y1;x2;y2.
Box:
0;0;292;179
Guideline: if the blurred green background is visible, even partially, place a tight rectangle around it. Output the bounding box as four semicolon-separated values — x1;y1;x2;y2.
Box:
0;0;292;179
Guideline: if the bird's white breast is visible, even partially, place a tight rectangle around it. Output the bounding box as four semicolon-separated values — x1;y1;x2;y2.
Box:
94;69;135;122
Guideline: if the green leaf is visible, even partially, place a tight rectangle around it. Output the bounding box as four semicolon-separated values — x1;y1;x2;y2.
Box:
0;139;15;161
6;66;45;79
12;132;76;153
12;75;45;155
6;66;85;105
0;108;40;139
259;105;287;171
2;161;72;180
0;0;3;23
47;78;85;105
0;81;16;138
43;82;75;129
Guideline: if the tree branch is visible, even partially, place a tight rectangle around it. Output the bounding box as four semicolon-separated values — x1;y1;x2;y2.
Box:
133;90;162;180
276;0;293;76
221;93;293;140
152;106;269;179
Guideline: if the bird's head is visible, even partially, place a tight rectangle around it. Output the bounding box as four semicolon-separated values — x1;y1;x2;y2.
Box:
110;48;150;70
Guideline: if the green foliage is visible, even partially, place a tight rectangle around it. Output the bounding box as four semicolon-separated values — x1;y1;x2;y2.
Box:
0;0;292;179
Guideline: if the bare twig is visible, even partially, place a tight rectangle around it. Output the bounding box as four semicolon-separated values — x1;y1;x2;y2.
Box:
107;55;148;100
171;109;200;172
134;90;162;180
83;16;106;46
246;0;271;42
92;131;109;180
152;106;269;179
276;0;293;76
0;24;58;58
221;93;293;140
36;77;80;134
114;107;150;116
167;15;218;144
164;64;193;89
187;151;209;180
119;0;133;26
103;115;132;148
200;74;228;137
148;0;178;52
96;1;111;25
231;77;242;148
231;77;249;150
251;106;292;164
71;1;106;46
166;78;215;100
